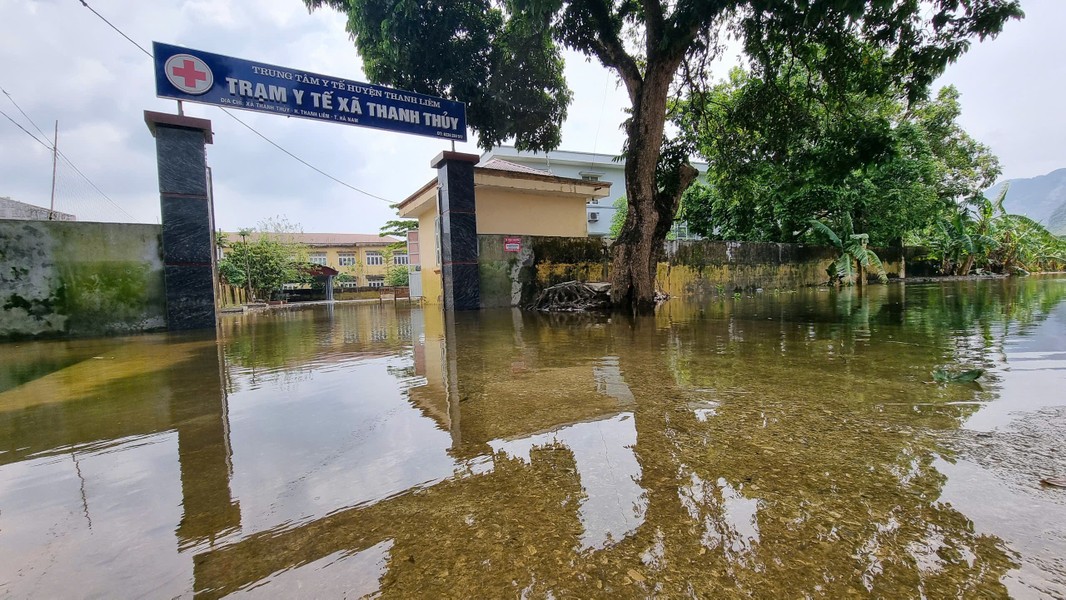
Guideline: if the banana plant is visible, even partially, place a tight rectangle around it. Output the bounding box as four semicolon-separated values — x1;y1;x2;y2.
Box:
809;216;888;286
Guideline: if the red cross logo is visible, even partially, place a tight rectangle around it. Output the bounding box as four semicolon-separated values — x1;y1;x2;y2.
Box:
164;53;213;95
172;60;206;88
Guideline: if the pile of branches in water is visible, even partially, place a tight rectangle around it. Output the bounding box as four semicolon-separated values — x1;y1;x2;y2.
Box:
529;281;612;312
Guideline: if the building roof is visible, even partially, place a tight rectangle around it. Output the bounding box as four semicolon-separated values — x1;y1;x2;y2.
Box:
396;162;612;216
227;232;400;246
483;145;708;172
302;264;340;277
479;158;552;176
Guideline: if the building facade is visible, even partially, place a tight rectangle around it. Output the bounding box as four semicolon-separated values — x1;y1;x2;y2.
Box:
223;232;403;288
397;158;611;304
1;197;76;221
479;146;707;238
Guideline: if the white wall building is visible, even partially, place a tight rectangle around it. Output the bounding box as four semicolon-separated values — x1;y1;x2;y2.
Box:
479;146;707;238
0;197;75;221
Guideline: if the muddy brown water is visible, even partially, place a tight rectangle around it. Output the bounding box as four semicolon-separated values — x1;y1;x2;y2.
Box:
1;277;1064;598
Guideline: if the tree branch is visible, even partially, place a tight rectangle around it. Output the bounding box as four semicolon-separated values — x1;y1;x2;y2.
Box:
664;0;729;62
565;0;644;100
643;0;666;59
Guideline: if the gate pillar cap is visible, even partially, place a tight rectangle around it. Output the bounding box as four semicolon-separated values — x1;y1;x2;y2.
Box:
430;151;479;169
144;110;213;144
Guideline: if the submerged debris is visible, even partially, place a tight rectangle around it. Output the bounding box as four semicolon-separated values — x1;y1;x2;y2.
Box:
529;281;612;312
932;368;984;384
1041;477;1066;488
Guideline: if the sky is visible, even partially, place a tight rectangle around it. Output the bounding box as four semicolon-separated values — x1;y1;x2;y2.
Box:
0;0;1062;233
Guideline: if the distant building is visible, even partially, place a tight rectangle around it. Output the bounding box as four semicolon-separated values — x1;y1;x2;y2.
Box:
222;232;402;288
0;197;76;221
479;146;707;238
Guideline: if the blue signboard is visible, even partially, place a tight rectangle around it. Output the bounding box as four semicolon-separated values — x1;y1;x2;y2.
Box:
153;42;467;142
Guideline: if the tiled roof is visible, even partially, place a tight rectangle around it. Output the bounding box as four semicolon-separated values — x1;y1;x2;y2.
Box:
228;232;401;246
480;158;552;176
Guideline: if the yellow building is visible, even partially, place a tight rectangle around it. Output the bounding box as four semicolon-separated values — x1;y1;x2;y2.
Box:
397;158;610;304
223;232;403;288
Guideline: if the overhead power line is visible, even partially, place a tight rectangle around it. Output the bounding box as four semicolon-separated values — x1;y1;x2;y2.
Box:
76;0;398;205
2;87;51;141
2;85;138;221
219;109;394;203
0;107;51;150
77;0;152;58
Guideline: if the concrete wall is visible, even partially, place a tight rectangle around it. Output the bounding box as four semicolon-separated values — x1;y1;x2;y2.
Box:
479;235;610;308
476;187;589;237
477;235;907;307
661;241;904;297
662;241;829;297
1;220;166;339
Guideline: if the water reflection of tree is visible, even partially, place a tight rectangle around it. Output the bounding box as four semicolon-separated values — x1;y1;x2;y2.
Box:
611;307;1019;596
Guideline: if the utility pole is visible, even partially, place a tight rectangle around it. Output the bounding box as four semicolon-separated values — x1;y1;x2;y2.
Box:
49;121;58;220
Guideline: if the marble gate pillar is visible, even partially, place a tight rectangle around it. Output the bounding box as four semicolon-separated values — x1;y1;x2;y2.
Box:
144;111;218;331
432;151;480;311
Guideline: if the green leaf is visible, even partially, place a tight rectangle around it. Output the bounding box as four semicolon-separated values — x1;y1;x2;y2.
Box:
932;368;984;383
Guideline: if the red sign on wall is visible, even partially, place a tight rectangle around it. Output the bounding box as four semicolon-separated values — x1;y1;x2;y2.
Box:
504;237;521;252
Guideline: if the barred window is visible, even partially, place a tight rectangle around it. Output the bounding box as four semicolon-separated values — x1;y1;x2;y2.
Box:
309;253;327;266
393;253;409;266
338;252;356;266
366;251;384;266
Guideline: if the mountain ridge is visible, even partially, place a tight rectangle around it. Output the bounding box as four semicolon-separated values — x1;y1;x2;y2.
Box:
985;168;1066;236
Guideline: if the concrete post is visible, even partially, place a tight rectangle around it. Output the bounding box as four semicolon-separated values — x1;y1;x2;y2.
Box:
145;111;218;331
432;151;480;311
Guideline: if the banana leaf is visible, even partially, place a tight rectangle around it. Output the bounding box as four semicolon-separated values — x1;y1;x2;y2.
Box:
932;368;984;383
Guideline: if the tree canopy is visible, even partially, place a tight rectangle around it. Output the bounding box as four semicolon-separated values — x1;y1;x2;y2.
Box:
675;70;1001;246
304;0;1022;308
379;219;418;239
218;218;310;301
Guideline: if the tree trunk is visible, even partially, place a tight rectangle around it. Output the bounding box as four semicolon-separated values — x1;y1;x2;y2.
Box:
959;255;975;276
609;60;696;313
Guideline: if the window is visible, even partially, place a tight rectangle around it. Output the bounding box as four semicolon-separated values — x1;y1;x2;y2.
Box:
366;251;384;266
339;280;360;289
579;171;603;182
338;252;356;266
309;253;327;265
434;216;442;267
393;253;409;266
367;275;385;288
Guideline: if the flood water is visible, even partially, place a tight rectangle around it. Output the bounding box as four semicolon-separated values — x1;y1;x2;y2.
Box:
1;277;1064;598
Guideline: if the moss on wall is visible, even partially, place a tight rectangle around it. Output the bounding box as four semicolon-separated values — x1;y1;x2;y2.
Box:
1;220;165;340
662;240;905;298
54;261;164;334
478;235;611;307
475;235;909;307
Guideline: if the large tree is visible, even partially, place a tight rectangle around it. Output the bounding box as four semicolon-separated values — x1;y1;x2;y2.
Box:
304;0;1021;310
